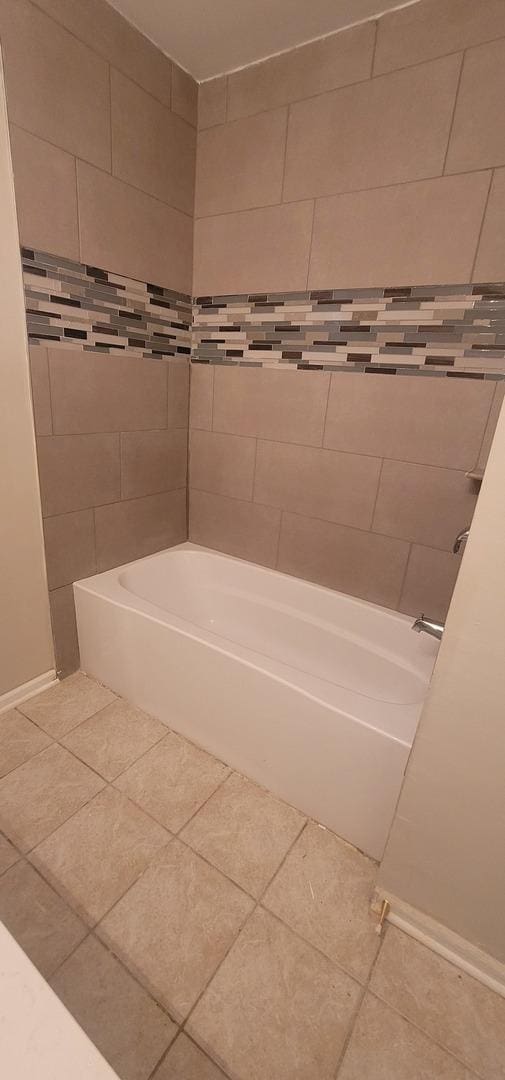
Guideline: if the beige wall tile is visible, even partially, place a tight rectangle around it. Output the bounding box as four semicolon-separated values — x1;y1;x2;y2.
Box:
254;440;381;530
198;77;227;130
190;364;214;430
167;360;190;430
446;38;505;174
473;167;505;281
477;381;505;469
374;0;505;75
111;69;195;215
9;126;79;260
29;346;52;436
172;64;198;126
43;509;96;590
0;0;110;168
373;460;478;550
196;108;287;217
323;372;494;469
339;992;474;1080
227;21;376;121
95;489;187;571
308;172;491;288
370;927;505;1080
284;55;461;203
399;544;462;621
213;367;329;446
37;433;120;517
193;201;313;295
77;162;193;294
190;429;256;500
32;0;173;108
277;512;409;608
189;490;281;567
48;349;168;435
48;585;80;676
121;429;188;500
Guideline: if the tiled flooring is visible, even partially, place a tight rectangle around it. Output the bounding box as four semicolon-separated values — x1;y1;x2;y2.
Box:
0;674;504;1080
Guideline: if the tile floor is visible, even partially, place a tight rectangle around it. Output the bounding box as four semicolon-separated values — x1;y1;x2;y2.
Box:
0;672;504;1080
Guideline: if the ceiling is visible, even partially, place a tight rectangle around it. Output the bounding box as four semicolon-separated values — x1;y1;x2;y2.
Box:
106;0;418;82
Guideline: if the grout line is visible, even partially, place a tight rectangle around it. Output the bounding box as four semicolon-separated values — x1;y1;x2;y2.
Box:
370;19;379;77
279;103;291;204
470;168;494;283
368;456;385;531
396;540;414;612
305;200;316;290
441;50;465;176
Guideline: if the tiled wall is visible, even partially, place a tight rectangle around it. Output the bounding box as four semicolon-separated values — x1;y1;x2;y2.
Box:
189;364;504;617
195;0;505;294
190;0;505;614
0;0;197;674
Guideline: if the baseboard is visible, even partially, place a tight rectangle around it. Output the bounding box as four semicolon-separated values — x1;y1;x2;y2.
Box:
0;669;57;715
372;889;505;999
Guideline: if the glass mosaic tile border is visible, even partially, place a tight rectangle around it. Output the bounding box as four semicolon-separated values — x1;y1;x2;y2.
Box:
22;248;191;360
193;284;505;379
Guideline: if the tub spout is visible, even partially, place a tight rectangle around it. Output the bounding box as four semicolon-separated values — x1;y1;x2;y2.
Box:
411;614;444;640
453;526;470;553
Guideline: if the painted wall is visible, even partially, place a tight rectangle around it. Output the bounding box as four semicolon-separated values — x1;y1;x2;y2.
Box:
189;0;505;614
378;392;505;964
0;60;54;697
0;0;197;673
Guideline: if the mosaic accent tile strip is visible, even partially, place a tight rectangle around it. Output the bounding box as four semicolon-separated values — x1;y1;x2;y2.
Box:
192;284;505;379
22;248;191;359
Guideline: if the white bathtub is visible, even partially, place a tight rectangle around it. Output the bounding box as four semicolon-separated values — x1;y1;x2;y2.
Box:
74;543;438;859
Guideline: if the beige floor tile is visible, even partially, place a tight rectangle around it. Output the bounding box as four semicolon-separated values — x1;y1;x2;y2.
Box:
370;926;505;1080
0;744;104;852
263;821;380;983
0;708;51;778
51;936;177;1080
18;672;116;739
0;832;19;875
32;786;169;925
62;699;167;781
98;839;253;1021
0;861;86;978
181;773;305;897
188;907;361;1080
114;732;229;832
154;1033;228;1080
338;993;474;1080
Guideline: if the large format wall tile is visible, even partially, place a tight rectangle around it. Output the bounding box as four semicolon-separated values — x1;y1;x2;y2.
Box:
29;347;52;437
190;429;256;501
226;21;376;120
111;69;195;216
198;77;227;130
283;55;461;203
212;367;329;446
171;64;198;127
473;167;505;282
49;586;80;676
190;365;214;430
277;513;409;610
48;350;168;435
374;0;505;75
0;0;110;169
9;126;79;260
95;489;186;572
121;429;188;500
323;372;494;470
37;433;120;517
372;461;478;550
77;163;193;295
254;440;381;531
445;38;505;174
189;490;281;567
43;510;96;591
308;172;491;288
399;544;462;622
32;0;174;108
193;201;313;295
196;108;287;217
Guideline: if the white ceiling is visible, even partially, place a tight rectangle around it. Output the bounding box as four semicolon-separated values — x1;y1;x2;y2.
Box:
106;0;418;82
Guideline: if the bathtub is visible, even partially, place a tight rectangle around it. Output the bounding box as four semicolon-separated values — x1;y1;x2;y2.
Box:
74;543;438;859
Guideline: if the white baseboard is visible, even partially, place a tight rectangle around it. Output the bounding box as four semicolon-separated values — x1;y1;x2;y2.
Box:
0;669;57;715
372;889;505;999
